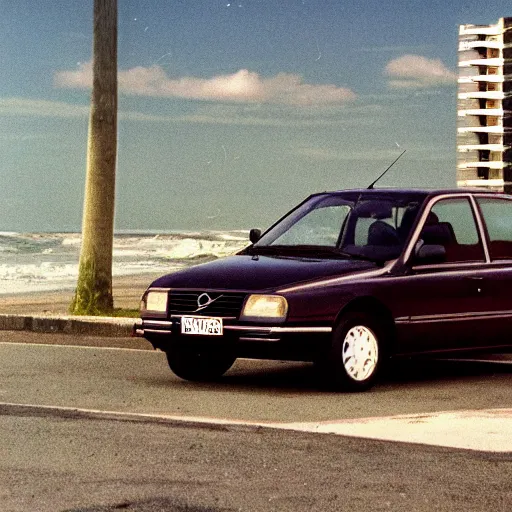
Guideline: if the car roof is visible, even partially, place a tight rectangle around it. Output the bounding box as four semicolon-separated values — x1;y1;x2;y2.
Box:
318;188;508;198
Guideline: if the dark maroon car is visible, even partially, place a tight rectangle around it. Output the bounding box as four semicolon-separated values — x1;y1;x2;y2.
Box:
136;188;512;391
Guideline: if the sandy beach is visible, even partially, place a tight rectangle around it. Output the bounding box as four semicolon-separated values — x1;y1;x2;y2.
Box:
0;273;162;316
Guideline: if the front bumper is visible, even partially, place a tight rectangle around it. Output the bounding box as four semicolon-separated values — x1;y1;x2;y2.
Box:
134;318;332;361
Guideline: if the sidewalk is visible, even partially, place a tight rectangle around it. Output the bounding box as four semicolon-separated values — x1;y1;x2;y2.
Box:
0;313;138;337
0;274;159;338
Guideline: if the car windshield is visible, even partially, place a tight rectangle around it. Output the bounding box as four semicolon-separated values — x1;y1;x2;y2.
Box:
252;192;425;262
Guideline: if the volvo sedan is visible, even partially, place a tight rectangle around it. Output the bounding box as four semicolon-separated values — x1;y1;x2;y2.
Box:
136;188;512;391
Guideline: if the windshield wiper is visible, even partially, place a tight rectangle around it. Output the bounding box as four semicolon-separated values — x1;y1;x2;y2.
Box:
249;244;338;256
246;244;379;262
335;249;379;262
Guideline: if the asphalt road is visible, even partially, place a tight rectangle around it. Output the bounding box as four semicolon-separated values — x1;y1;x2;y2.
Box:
0;333;511;422
0;332;511;511
1;406;511;512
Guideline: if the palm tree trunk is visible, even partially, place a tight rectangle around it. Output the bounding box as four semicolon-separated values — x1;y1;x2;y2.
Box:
71;0;117;315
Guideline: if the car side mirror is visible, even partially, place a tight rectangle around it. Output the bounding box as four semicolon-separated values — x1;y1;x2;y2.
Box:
415;243;446;264
249;228;261;244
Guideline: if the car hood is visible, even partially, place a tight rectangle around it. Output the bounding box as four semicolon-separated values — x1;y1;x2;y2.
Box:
149;254;376;292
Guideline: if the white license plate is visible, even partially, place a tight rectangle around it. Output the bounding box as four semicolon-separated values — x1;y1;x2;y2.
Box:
181;316;223;336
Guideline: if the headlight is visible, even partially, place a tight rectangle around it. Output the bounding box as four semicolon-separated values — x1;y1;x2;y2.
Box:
143;289;169;313
241;294;288;321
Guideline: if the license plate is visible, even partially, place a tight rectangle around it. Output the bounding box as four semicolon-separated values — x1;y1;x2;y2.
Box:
181;316;223;336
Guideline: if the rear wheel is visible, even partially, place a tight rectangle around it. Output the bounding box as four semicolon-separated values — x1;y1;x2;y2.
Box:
165;345;236;382
325;312;387;391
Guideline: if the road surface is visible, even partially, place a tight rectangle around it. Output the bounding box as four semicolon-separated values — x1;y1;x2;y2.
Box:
0;333;511;511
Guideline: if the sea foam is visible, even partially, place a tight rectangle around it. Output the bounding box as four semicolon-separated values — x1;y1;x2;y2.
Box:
0;230;248;295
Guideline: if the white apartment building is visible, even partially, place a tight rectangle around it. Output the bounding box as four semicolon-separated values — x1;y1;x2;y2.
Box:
457;17;511;191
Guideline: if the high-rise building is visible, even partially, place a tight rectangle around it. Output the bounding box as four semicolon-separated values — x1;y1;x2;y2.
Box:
457;17;511;191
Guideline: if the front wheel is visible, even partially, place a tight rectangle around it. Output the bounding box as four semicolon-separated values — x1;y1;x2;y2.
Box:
165;345;236;382
324;312;387;392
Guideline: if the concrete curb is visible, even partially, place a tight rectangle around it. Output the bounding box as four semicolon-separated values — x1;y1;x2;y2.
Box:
0;314;140;338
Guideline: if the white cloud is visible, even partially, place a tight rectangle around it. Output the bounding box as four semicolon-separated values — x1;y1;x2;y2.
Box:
54;62;356;106
0;97;89;118
178;113;342;127
356;44;434;54
54;61;93;89
385;55;456;88
0;97;355;127
293;145;452;162
0;132;60;141
293;146;407;162
0;97;173;122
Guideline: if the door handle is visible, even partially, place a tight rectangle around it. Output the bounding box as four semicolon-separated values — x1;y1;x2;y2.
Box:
464;276;484;294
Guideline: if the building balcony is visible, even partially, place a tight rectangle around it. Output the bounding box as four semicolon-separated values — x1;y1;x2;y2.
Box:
458;76;504;84
457;126;504;134
457;178;504;188
458;91;504;100
459;25;502;36
458;40;503;51
459;57;504;67
458;108;503;117
457;161;504;169
457;144;504;152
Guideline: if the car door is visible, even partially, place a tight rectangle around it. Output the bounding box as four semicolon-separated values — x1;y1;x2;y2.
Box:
392;195;490;354
472;195;512;350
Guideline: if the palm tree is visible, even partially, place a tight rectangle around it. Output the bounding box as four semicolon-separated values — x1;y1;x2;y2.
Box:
71;0;117;315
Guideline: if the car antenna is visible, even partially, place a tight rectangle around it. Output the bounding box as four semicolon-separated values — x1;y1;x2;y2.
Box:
367;149;406;189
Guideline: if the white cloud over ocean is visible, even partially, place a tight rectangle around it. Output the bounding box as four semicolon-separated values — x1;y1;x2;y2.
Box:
0;97;359;127
385;55;456;88
0;97;89;118
0;97;171;122
293;145;452;162
54;62;356;106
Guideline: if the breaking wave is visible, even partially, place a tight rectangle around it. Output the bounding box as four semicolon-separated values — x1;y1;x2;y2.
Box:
0;230;249;295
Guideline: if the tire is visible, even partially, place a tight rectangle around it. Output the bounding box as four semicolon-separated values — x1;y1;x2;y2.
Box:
324;311;388;392
165;345;236;382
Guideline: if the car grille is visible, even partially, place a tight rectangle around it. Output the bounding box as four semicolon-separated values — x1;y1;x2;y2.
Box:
169;291;247;318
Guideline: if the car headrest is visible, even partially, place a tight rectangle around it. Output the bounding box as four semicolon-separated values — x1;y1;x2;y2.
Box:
421;222;456;245
354;201;393;220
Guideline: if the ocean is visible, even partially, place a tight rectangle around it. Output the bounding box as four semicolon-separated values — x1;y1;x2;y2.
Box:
0;230;249;295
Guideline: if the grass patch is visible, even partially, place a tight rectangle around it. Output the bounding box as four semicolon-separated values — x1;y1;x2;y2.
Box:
70;258;113;315
112;308;139;318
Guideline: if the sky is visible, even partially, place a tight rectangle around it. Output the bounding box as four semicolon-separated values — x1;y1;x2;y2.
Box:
1;0;510;232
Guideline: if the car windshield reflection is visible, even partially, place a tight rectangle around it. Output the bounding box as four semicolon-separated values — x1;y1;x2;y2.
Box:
251;192;423;262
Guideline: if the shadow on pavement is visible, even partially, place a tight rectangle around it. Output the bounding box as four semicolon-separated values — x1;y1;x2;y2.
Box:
65;497;225;512
140;356;511;394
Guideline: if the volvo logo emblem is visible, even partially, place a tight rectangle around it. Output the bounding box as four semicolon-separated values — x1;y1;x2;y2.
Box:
195;293;222;312
197;293;212;307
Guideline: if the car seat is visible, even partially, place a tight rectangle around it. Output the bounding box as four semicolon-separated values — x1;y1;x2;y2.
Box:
367;220;400;246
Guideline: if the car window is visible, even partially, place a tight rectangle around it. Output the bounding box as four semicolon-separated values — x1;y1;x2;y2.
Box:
420;198;485;263
477;198;512;260
354;217;374;245
253;192;425;262
353;205;411;246
269;204;350;246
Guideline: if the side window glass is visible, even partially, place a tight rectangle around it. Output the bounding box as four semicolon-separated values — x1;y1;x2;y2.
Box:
477;198;512;260
419;198;484;263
